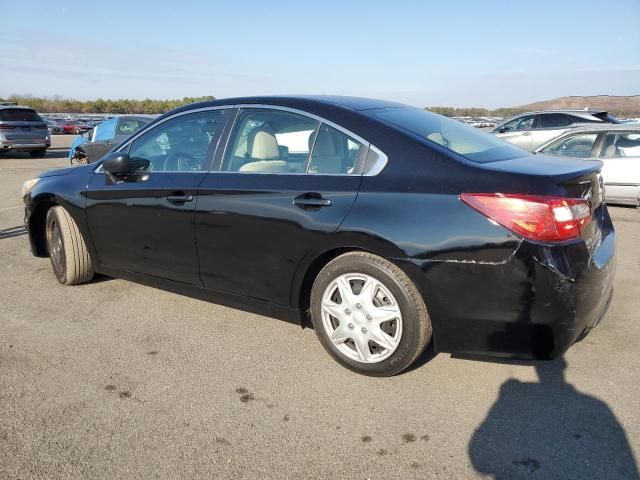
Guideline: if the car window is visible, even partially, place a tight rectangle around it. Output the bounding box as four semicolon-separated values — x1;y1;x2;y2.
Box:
501;115;536;132
599;132;640;158
541;133;598;158
128;111;224;172
538;113;572;128
116;119;147;136
0;108;42;122
223;109;319;173
374;107;527;163
308;124;364;174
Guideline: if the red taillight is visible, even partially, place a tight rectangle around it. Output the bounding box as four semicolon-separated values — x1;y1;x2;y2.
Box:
460;193;592;242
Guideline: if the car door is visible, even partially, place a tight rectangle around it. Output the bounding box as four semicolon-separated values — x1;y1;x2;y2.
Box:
597;131;640;205
195;107;367;305
85;108;231;284
533;113;572;149
494;115;537;150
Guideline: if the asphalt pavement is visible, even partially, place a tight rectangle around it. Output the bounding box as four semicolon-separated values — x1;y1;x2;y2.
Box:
1;136;639;479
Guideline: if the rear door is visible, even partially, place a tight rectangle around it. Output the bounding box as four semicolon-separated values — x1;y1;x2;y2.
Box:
85;108;231;284
195;107;366;305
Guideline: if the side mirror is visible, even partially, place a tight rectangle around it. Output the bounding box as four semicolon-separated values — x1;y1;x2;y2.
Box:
101;152;149;175
498;127;507;134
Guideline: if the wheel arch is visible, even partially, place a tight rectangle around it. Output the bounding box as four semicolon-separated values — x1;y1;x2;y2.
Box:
290;232;416;323
28;196;60;257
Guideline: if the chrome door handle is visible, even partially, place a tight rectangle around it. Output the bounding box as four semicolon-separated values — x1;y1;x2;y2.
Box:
167;194;194;204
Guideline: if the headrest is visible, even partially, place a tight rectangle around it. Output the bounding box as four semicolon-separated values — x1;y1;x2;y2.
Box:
249;129;280;160
311;128;338;156
604;145;618;158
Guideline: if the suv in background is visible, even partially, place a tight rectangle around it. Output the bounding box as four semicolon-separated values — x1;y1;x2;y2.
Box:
491;110;621;151
0;104;50;157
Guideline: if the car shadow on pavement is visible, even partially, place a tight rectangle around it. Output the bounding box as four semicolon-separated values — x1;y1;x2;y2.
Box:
0;225;27;240
468;357;640;479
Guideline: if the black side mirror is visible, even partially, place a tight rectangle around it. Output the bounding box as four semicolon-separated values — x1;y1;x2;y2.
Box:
498;127;507;134
101;152;149;175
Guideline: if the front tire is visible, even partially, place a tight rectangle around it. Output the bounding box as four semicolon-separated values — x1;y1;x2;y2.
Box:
45;206;94;285
310;252;432;376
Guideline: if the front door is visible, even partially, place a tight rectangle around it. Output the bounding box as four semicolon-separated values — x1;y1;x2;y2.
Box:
195;108;366;305
85;109;230;284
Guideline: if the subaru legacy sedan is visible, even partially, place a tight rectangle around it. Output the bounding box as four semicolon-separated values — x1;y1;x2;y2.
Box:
22;96;615;376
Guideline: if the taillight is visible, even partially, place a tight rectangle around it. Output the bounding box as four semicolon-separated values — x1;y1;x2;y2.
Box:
460;193;592;242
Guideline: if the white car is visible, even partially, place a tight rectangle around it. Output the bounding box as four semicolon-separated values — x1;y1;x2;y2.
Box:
536;125;640;206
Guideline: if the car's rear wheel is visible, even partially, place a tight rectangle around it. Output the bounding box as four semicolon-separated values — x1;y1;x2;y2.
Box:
310;252;432;376
45;206;94;285
29;149;47;158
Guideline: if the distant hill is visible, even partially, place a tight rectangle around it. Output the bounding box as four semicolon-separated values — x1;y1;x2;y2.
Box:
518;95;640;117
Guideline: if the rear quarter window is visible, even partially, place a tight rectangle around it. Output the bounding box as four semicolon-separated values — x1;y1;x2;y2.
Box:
373;107;527;163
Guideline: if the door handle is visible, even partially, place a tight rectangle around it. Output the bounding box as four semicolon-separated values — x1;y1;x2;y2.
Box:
521;132;532;136
166;194;194;204
294;194;332;208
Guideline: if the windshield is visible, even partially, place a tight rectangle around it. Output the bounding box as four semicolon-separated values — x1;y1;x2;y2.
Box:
372;107;527;163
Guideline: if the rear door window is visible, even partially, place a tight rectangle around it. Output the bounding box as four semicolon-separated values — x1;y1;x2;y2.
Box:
538;113;572;128
599;133;640;158
308;124;364;174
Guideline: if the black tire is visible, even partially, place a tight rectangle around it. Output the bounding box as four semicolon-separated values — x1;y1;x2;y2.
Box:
45;206;94;285
310;252;432;376
29;149;47;158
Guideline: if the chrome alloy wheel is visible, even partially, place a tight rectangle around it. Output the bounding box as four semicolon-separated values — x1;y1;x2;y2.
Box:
321;273;402;363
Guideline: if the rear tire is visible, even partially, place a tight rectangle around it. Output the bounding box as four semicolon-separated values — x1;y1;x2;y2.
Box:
29;149;47;158
45;206;94;285
310;252;432;376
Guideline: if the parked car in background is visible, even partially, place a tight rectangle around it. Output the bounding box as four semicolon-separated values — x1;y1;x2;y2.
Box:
491;110;621;151
537;124;640;206
69;115;152;164
0;104;50;157
23;96;615;376
45;118;64;134
60;121;93;135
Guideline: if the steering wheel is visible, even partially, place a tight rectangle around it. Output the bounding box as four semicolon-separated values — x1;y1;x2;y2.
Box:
163;152;199;172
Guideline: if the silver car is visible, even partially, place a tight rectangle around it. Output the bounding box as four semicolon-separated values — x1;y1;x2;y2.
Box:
536;124;640;206
491;110;621;151
0;103;50;157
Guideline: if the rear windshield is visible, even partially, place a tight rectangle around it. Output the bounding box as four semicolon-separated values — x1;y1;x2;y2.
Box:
372;107;527;163
0;108;42;122
592;112;622;124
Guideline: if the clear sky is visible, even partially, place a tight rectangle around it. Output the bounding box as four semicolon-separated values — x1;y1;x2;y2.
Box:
1;0;638;108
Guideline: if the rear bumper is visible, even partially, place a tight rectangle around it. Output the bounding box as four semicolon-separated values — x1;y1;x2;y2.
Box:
1;140;49;151
396;206;616;360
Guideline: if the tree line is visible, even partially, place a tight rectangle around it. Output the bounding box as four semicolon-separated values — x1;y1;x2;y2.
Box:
0;95;216;114
428;106;528;118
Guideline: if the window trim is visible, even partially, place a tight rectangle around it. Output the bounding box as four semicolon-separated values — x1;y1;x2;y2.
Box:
98;104;388;176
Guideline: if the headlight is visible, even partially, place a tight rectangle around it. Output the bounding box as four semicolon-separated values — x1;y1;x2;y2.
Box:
22;178;40;198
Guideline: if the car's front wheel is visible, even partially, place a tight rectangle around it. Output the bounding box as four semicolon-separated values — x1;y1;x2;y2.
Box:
45;206;94;285
310;252;432;376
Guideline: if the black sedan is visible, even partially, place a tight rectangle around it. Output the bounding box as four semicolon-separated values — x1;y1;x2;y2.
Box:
22;96;615;376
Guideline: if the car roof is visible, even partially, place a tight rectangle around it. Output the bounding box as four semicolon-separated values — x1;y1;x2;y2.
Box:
0;104;36;111
173;95;408;113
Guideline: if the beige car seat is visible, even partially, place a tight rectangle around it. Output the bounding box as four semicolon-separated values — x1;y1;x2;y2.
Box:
240;129;289;173
309;128;343;174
